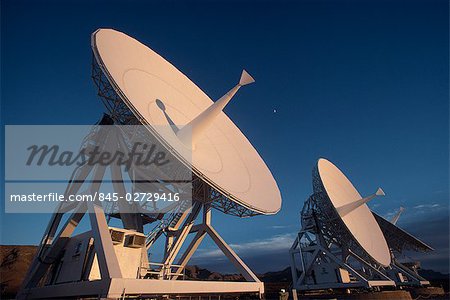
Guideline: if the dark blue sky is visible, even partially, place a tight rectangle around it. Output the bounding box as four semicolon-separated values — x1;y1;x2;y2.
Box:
1;0;449;273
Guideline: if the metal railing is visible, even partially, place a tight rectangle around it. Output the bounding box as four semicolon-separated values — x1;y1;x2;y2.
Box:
140;262;186;280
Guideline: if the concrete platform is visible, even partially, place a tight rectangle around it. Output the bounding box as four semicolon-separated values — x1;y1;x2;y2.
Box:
297;290;412;300
21;278;264;299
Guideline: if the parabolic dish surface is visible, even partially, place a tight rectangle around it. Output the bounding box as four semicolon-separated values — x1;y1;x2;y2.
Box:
92;29;281;215
317;158;391;266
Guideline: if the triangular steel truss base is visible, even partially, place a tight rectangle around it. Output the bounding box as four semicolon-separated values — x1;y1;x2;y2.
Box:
289;195;396;292
17;121;263;299
18;202;263;299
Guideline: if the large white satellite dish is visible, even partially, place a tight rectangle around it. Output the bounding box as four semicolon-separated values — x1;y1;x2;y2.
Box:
19;28;279;299
92;28;281;215
316;158;391;267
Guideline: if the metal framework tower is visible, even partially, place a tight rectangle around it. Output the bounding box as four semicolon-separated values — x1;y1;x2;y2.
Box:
289;194;395;291
16;55;266;300
17;120;264;299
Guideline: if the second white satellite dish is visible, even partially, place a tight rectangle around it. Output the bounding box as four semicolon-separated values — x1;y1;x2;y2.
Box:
317;158;391;267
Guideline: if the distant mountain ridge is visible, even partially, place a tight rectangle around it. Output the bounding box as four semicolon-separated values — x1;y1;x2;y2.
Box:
183;266;293;282
184;265;244;281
